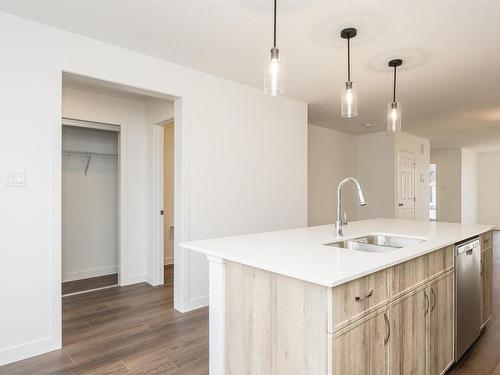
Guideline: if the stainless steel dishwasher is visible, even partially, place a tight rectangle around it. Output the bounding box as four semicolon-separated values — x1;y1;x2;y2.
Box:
455;237;481;360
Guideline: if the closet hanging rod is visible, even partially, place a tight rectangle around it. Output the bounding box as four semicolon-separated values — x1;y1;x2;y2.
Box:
62;150;118;158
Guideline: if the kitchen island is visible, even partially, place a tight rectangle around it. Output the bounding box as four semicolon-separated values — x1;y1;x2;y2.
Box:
181;219;495;375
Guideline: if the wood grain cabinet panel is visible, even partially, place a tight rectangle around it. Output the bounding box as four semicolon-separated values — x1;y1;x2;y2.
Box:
331;308;389;375
224;261;328;375
390;246;453;299
481;249;493;327
481;231;493;251
390;254;428;298
427;272;454;375
428;246;453;278
330;269;389;332
389;286;427;375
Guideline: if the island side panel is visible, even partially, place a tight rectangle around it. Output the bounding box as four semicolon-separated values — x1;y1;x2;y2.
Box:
208;256;226;375
224;261;329;375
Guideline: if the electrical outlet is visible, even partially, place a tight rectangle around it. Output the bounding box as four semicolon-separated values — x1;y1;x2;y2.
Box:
5;169;26;187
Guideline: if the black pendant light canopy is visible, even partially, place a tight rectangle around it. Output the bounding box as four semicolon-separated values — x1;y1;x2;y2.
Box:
387;58;403;132
340;28;358;118
264;0;284;96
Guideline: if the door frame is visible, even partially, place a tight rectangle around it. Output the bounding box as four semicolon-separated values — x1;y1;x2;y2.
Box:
61;117;127;286
152;98;192;312
151;117;174;286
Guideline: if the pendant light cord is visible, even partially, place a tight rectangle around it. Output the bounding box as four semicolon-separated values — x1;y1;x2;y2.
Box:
347;37;351;81
393;65;397;103
273;0;277;47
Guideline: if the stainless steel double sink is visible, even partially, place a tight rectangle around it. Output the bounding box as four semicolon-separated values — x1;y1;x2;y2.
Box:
325;234;425;253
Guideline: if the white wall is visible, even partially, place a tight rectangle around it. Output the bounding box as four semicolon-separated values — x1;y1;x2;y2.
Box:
62;126;118;282
430;148;462;222
308;125;357;226
477;151;500;227
356;132;396;220
461;148;478;224
0;12;307;366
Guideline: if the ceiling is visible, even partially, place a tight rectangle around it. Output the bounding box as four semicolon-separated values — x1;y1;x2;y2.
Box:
1;0;500;150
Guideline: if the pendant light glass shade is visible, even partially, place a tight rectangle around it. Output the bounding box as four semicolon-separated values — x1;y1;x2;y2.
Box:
341;81;358;118
264;0;284;96
264;47;284;96
387;59;403;132
340;28;358;118
387;101;402;132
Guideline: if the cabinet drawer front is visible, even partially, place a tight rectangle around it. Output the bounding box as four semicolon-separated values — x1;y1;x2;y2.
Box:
481;231;493;251
390;254;428;298
330;269;389;332
428;246;453;277
390;246;453;298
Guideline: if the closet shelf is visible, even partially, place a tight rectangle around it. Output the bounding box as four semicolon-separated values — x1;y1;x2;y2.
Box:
62;150;117;158
62;150;117;176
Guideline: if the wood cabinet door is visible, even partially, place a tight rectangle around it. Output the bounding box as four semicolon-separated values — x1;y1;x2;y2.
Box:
389;287;427;375
427;272;454;375
481;249;493;327
332;308;389;375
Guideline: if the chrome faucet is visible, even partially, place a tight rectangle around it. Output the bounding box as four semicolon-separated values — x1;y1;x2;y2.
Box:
335;177;367;237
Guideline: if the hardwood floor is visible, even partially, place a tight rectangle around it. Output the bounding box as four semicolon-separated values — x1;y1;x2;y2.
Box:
62;273;118;296
0;265;209;375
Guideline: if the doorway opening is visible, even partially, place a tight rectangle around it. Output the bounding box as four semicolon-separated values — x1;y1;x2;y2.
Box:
162;119;175;286
61;121;120;296
61;72;182;303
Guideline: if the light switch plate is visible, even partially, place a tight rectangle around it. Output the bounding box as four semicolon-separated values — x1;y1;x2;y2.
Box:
6;169;26;187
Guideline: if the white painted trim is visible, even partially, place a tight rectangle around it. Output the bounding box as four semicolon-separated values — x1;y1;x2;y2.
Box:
117;123;128;286
164;257;174;265
62;117;120;132
174;97;192;313
151;124;165;286
208;255;225;375
62;266;117;282
122;273;147;286
0;337;59;367
157;117;174;126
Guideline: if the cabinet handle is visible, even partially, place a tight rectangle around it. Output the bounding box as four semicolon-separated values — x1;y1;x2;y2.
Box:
384;312;390;346
430;287;436;312
481;259;484;275
424;290;429;315
355;289;374;301
484;237;491;244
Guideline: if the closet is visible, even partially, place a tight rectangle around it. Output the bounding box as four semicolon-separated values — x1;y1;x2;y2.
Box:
62;123;119;295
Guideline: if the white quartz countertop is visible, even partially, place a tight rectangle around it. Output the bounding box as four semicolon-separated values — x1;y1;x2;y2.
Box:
180;219;494;288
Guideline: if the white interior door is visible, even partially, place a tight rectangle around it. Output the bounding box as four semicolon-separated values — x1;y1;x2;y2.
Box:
397;150;416;219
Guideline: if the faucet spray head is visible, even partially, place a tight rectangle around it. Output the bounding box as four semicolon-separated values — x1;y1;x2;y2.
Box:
357;189;367;206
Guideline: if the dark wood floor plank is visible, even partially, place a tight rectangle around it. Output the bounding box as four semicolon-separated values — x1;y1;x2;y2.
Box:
62;274;118;295
0;265;208;375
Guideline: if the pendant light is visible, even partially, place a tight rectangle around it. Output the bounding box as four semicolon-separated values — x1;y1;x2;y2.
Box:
387;59;403;132
264;0;284;96
340;28;358;117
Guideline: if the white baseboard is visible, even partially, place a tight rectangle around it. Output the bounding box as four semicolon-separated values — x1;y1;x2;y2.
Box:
184;294;209;312
164;257;174;265
62;266;117;282
0;337;59;367
121;273;146;286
